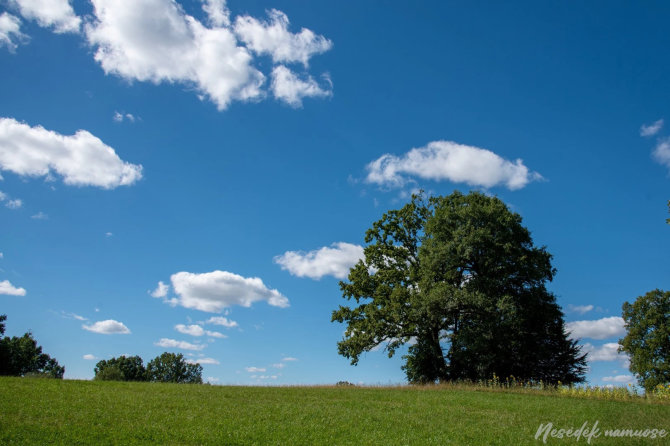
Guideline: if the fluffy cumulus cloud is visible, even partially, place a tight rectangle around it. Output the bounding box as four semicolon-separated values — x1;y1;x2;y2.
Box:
175;324;205;336
150;281;169;298
581;342;628;363
84;0;265;111
652;137;670;170
83;354;97;360
9;0;81;33
566;316;625;340
271;65;332;107
274;242;364;280
169;270;289;312
174;323;226;338
0;12;28;52
640;119;664;137
366;141;540;190
0;279;26;296
205;316;238;328
155;338;205;351
0;118;142;188
234;9;332;66
82;319;131;334
202;0;230;27
5;0;332;109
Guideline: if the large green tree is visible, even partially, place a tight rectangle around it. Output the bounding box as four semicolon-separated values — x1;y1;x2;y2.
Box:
94;355;147;381
0;315;65;379
618;289;670;391
146;352;203;384
332;191;586;384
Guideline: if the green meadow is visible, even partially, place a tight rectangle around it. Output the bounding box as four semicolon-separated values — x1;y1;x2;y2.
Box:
1;377;668;445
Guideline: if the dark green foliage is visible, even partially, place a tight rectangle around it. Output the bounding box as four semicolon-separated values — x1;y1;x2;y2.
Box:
333;191;586;385
94;355;147;381
619;289;670;391
0;316;64;379
146;352;202;384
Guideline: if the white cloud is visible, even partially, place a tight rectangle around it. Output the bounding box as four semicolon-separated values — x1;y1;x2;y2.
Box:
206;376;220;383
0;279;26;296
0;12;28;52
245;366;266;373
105;232;113;237
175;324;205;336
154;337;205;351
652;137;670;170
640;119;664;137
274;242;364;280
566;316;625;340
5;199;22;209
366;141;541;190
205;330;226;338
0;252;3;259
82;319;131;334
0;191;5;201
202;0;230;27
85;0;265;111
602;374;635;384
10;0;80;33
271;65;331;107
272;363;285;369
61;311;87;321
0;117;143;189
31;211;48;220
254;375;278;380
150;281;169;298
113;112;137;123
169;270;289;313
234;9;332;66
204;316;238;328
566;304;594;315
581;342;628;363
83;354;97;360
187;357;220;365
282;357;297;362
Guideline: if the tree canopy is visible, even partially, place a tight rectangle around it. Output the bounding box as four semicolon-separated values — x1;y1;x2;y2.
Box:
332;191;586;384
0;315;64;379
619;289;670;391
146;352;203;384
94;355;147;381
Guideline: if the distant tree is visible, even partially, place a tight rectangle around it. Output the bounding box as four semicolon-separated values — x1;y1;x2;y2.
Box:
619;289;670;391
146;352;202;384
333;191;586;384
0;316;64;379
94;355;147;381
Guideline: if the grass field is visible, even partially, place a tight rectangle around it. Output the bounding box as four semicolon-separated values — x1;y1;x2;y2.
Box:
1;377;668;445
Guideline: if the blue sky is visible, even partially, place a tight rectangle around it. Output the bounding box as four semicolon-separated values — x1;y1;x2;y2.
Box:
0;0;668;386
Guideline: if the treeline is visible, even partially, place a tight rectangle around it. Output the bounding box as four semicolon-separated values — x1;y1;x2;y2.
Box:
94;352;203;384
0;315;64;379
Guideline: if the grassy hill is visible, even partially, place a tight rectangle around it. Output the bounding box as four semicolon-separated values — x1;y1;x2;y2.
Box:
1;377;668;445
